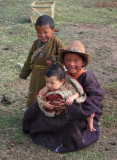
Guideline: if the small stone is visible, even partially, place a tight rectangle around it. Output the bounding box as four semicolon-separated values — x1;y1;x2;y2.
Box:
110;142;116;146
105;147;110;151
4;47;9;50
79;31;84;34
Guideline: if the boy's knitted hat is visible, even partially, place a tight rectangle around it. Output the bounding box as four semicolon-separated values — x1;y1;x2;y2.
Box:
58;41;91;67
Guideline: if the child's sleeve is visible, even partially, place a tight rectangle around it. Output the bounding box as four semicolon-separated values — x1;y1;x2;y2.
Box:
65;75;86;103
37;94;46;112
65;72;105;121
37;87;56;117
56;38;66;53
19;42;36;79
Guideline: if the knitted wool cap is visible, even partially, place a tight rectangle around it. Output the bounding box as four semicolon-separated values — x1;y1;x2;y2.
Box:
58;41;91;67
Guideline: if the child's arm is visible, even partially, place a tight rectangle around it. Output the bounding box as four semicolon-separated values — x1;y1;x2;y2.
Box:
66;92;79;106
19;40;38;79
37;92;55;117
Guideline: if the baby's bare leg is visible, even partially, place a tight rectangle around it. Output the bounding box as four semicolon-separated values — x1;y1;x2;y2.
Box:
87;113;96;132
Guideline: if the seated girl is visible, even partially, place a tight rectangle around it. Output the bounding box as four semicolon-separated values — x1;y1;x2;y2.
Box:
37;64;95;131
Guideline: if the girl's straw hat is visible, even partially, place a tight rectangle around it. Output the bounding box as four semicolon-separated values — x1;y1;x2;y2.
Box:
58;41;91;67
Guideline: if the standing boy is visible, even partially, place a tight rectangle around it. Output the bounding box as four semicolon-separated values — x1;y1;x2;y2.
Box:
19;15;65;107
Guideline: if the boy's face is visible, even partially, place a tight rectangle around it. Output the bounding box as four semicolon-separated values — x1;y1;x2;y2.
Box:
36;24;55;43
45;76;64;91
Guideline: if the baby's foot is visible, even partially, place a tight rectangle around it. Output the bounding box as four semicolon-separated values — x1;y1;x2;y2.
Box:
89;125;96;132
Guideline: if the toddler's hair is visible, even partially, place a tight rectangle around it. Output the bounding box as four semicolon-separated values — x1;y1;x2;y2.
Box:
45;64;65;81
35;15;55;29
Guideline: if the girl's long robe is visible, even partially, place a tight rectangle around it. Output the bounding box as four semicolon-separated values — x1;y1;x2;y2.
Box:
19;36;65;107
22;71;105;153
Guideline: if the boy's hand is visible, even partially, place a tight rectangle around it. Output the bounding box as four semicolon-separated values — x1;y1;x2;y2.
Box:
44;101;54;109
46;60;53;66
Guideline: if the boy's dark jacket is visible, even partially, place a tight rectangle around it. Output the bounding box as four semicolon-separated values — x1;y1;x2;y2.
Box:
19;36;65;107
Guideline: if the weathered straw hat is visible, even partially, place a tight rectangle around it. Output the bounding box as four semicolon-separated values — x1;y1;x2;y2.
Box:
58;41;91;67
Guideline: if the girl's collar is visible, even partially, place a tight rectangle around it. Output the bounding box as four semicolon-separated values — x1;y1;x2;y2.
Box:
66;68;85;79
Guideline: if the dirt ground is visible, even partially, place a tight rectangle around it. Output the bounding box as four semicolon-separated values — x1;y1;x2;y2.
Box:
0;1;117;160
94;0;117;8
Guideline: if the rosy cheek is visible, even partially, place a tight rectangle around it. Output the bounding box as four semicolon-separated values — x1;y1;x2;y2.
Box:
76;64;82;69
75;63;80;66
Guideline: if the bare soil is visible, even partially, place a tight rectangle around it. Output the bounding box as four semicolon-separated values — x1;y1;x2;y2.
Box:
94;0;117;8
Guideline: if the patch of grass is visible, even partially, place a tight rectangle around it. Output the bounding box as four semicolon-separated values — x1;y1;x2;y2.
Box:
55;0;117;26
105;81;117;92
0;107;23;148
105;65;117;72
0;109;22;128
101;109;116;127
1;0;116;27
109;23;117;29
0;0;33;26
100;82;117;127
96;48;103;55
66;145;115;160
9;128;23;140
95;46;112;55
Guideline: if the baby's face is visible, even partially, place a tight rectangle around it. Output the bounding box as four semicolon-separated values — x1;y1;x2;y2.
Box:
36;24;55;43
45;76;64;91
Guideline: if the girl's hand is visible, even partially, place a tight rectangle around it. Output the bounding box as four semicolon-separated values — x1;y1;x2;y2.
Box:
44;101;54;109
50;98;65;110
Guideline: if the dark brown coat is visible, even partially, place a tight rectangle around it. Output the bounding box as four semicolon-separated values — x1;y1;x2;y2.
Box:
22;71;105;153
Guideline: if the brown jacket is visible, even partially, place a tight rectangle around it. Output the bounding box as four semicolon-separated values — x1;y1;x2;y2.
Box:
19;36;65;107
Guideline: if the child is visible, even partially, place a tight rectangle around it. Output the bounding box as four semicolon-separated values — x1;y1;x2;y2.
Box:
19;15;65;107
37;64;95;132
